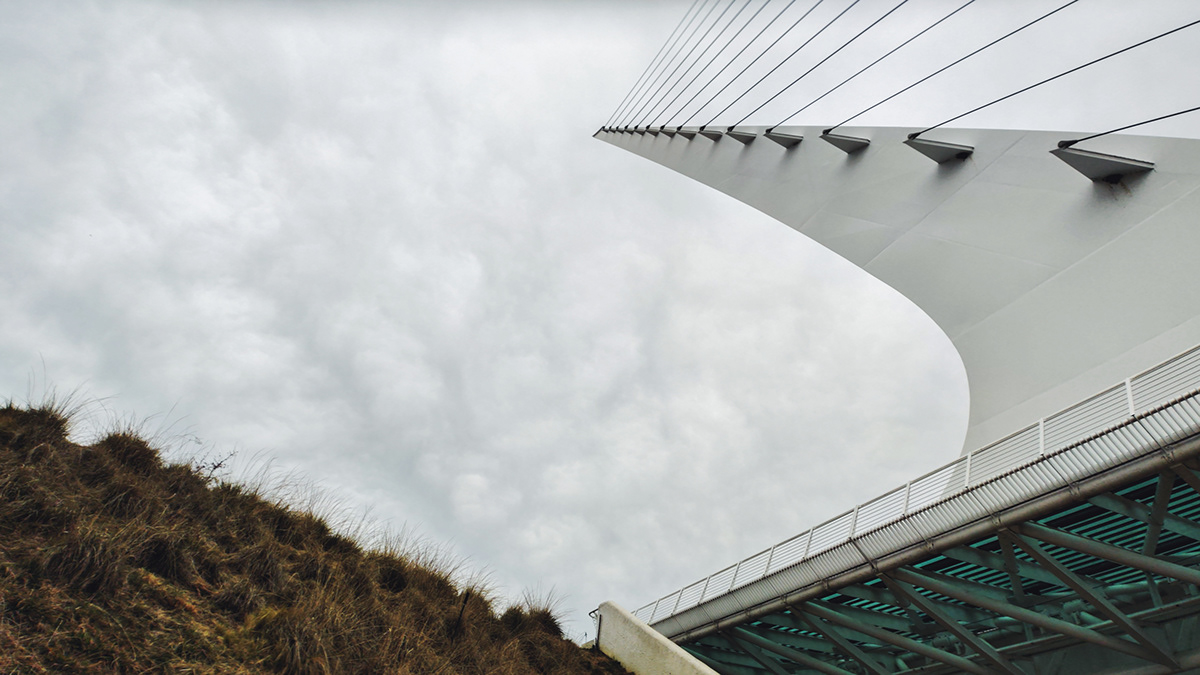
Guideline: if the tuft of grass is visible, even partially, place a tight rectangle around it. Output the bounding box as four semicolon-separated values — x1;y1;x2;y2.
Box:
0;400;630;674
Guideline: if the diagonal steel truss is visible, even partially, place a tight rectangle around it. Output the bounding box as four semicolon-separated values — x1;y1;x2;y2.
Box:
681;463;1200;675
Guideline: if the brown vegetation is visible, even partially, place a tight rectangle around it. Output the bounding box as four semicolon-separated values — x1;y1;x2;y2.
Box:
0;401;628;674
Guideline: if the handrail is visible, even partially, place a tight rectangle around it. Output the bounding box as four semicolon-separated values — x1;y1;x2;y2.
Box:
631;342;1200;626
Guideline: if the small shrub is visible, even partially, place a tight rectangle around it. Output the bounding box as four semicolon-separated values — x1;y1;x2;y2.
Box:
500;606;526;634
97;433;161;475
0;403;71;453
77;448;116;486
42;530;126;595
374;557;409;594
1;467;77;533
101;478;153;520
214;576;265;620
233;542;289;595
136;531;198;585
249;606;335;675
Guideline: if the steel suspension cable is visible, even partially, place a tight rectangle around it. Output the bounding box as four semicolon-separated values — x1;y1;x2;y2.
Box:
626;0;726;127
635;0;744;129
1058;105;1200;148
659;0;778;129
771;0;976;130
618;0;714;127
911;18;1200;138
646;0;760;129
732;0;909;129
604;0;702;128
827;0;1081;133
677;0;818;129
705;0;861;128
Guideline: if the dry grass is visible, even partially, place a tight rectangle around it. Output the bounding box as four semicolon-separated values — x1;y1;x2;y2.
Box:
0;400;628;674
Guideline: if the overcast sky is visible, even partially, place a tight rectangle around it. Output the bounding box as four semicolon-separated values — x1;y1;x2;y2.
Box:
3;0;1197;638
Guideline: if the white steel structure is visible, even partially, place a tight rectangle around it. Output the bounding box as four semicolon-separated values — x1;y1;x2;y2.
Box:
597;126;1200;453
592;5;1200;672
594;124;1200;675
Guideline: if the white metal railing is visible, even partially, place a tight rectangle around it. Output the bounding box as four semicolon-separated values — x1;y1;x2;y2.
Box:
631;343;1200;628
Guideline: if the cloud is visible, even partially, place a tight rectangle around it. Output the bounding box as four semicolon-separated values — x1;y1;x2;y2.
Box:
0;0;980;636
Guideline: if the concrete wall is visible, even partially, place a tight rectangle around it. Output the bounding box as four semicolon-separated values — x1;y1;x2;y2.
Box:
594;601;718;675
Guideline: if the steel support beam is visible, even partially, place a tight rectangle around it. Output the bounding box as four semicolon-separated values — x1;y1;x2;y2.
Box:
802;601;998;675
1087;493;1200;545
1006;531;1178;668
723;631;793;675
747;617;843;654
1169;465;1200;500
881;574;1025;675
792;608;893;675
1015;522;1200;588
731;626;857;675
890;566;1163;664
692;640;771;674
942;544;1063;588
836;579;1003;628
689;649;756;675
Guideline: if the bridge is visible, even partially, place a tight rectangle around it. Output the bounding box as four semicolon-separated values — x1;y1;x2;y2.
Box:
590;2;1200;674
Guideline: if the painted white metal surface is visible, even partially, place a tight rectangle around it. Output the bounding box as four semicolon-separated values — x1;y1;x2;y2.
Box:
598;126;1200;453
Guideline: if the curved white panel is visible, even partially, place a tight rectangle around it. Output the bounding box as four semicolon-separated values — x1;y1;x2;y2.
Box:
599;126;1200;453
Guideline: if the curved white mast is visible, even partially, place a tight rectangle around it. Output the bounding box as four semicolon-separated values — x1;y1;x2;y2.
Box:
599;125;1200;453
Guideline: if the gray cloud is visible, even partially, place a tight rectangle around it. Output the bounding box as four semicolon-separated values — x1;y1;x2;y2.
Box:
0;0;1025;637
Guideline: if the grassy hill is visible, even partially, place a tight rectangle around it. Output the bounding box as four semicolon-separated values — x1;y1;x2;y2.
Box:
0;401;629;674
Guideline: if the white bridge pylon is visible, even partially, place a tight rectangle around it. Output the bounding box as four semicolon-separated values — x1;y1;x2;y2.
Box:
598;125;1200;453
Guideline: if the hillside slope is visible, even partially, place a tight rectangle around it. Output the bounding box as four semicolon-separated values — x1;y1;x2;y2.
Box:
0;402;628;674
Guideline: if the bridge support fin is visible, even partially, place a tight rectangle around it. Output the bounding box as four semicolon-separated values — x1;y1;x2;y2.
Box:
1050;146;1154;182
764;130;803;148
904;137;974;163
725;129;756;145
821;132;869;154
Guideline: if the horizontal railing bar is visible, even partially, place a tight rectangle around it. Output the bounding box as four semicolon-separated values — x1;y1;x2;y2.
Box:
630;340;1200;629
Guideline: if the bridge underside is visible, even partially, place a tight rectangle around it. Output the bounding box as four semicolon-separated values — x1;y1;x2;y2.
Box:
684;460;1200;675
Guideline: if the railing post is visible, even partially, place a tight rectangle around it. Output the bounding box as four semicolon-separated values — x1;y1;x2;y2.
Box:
903;481;913;515
698;574;713;603
849;505;860;537
729;561;743;591
802;528;814;559
1126;378;1136;415
964;452;973;488
764;544;777;576
1038;418;1047;456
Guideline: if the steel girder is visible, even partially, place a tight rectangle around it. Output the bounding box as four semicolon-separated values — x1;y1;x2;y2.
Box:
680;464;1200;675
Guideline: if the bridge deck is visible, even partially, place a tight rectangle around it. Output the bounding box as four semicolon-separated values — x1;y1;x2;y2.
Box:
629;344;1200;675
